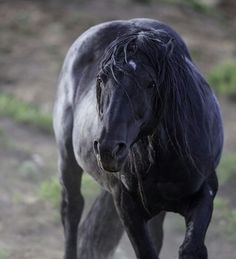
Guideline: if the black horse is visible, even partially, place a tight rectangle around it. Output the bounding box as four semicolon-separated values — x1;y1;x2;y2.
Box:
53;18;224;259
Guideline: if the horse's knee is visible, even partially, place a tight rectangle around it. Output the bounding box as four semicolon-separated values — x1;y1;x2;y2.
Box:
61;187;84;214
60;183;84;233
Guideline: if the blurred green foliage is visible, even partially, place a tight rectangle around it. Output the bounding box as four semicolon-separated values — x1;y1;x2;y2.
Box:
160;0;210;13
130;0;211;12
39;177;61;208
213;151;236;241
182;0;209;12
39;174;100;208
0;91;52;133
214;197;236;241
217;153;236;185
132;0;151;4
208;61;236;98
0;249;8;259
82;174;100;198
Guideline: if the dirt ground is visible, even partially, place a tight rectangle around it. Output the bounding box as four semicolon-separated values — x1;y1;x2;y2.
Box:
0;0;236;258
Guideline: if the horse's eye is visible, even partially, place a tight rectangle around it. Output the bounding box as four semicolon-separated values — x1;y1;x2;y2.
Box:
147;81;156;89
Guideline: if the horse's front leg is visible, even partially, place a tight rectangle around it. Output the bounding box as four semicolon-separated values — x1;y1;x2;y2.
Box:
59;153;84;259
179;176;218;259
112;185;159;259
54;100;84;259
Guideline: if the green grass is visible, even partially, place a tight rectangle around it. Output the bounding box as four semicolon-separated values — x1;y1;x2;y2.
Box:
39;177;61;208
0;127;9;148
0;91;52;133
213;197;236;241
132;0;151;4
0;249;9;259
214;153;236;240
182;0;209;12
0;127;4;137
39;174;100;208
81;174;100;198
161;0;211;13
217;153;236;185
214;152;236;240
208;61;236;98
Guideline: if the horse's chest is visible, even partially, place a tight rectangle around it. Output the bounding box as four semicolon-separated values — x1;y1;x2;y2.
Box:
140;160;202;212
140;180;189;213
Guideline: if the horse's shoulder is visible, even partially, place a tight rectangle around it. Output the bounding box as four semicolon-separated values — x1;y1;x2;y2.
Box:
58;21;134;103
61;20;131;74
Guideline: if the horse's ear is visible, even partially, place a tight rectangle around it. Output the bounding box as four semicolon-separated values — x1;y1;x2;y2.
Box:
166;38;175;57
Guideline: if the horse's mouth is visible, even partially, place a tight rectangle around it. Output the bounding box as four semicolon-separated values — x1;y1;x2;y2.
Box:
103;167;121;173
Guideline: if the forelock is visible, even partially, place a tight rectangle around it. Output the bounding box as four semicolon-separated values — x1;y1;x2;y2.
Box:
100;28;175;84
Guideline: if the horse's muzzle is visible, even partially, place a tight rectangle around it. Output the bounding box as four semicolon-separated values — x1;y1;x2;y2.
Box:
93;140;128;172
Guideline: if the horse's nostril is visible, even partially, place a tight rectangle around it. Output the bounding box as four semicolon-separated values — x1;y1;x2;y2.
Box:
94;140;127;159
113;142;127;158
93;140;99;155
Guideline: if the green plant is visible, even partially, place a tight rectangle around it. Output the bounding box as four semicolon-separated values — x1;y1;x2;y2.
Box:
213;197;236;241
160;0;210;13
39;177;61;208
0;91;52;133
0;249;9;259
0;127;3;137
183;0;209;12
132;0;151;4
39;174;100;208
208;61;236;98
81;174;100;198
0;127;9;148
217;152;236;185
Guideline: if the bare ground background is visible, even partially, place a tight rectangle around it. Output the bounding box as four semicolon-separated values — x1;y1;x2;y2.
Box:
0;0;236;258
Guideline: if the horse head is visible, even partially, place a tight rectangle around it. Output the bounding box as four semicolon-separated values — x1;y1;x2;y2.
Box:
93;30;175;173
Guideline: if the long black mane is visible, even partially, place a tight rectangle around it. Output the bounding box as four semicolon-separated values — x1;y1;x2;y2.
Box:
98;28;213;177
